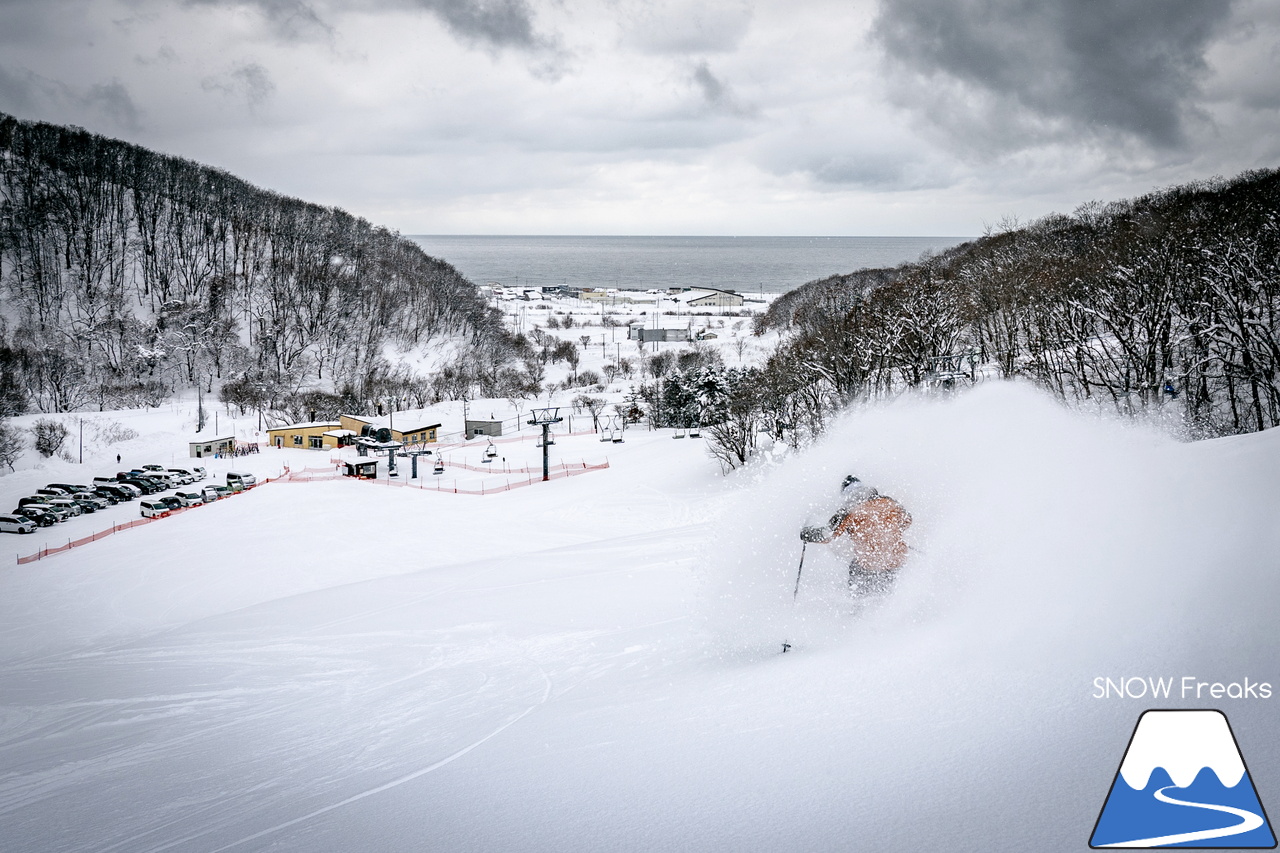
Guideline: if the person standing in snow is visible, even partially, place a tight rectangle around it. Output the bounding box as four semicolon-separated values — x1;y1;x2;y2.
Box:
800;475;912;597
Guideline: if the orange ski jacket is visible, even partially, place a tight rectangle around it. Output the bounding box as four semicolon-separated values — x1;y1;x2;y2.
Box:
822;496;912;573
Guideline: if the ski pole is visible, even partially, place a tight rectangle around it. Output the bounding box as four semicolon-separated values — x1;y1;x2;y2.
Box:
783;543;807;654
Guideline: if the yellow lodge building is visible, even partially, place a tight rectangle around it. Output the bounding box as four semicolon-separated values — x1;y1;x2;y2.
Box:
267;413;442;450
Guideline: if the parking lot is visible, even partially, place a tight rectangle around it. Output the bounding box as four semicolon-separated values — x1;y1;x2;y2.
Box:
2;462;271;562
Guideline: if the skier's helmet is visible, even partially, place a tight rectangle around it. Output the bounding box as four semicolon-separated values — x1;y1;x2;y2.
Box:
841;475;877;502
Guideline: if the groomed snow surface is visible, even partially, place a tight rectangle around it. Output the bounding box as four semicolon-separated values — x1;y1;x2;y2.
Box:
1;383;1277;852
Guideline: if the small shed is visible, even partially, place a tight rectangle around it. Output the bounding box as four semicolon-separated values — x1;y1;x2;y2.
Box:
342;459;379;479
189;435;236;458
323;428;357;447
465;418;504;438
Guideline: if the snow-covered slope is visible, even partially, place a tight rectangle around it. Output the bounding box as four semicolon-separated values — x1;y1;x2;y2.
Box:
0;383;1275;852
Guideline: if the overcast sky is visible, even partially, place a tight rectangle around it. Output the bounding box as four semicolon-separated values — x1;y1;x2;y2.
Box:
1;0;1278;235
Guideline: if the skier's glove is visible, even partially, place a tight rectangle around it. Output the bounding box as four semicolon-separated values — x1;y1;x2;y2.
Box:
800;526;828;543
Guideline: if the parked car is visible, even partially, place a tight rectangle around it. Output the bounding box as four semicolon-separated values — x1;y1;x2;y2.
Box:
166;468;197;485
19;502;70;522
141;466;184;487
72;493;109;512
157;496;184;512
174;491;207;506
12;507;56;527
203;484;232;501
44;498;83;517
139;499;171;518
226;471;257;491
48;483;92;494
89;487;121;504
104;483;141;499
36;487;71;498
191;466;207;480
0;514;37;534
121;476;163;494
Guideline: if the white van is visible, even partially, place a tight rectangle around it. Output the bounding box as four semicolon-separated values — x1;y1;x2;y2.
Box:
140;500;170;518
45;497;83;517
226;471;257;491
0;514;36;534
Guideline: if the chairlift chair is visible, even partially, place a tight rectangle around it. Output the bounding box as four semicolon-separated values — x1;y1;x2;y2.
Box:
673;426;686;439
433;459;445;475
483;441;498;462
689;424;701;439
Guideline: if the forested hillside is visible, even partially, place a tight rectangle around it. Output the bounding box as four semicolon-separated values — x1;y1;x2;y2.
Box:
663;170;1280;468
0;113;517;419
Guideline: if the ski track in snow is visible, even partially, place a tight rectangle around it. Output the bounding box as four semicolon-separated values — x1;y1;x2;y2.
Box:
148;663;556;853
0;514;703;851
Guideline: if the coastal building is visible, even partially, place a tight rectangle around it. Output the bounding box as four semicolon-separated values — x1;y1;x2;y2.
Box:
677;288;745;308
628;325;690;343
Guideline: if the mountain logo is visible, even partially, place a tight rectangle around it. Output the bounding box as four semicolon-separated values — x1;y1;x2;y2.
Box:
1091;710;1276;848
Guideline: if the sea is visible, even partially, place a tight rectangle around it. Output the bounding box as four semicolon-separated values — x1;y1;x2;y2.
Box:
407;235;971;295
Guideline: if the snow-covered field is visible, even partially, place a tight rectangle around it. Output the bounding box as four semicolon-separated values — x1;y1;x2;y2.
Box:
1;383;1277;852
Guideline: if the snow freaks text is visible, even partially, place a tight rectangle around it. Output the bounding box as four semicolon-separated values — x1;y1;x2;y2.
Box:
1092;677;1273;701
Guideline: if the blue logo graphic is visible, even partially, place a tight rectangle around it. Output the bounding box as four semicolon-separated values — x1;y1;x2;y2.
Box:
1091;710;1276;848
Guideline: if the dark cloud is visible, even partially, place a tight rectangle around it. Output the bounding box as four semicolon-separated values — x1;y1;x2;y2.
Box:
0;64;38;115
201;62;276;112
134;46;179;67
872;0;1236;149
83;79;141;128
412;0;550;53
181;0;333;42
181;0;561;63
0;64;140;130
691;61;754;118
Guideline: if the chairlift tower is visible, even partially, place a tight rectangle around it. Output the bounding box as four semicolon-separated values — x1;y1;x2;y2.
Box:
528;407;563;482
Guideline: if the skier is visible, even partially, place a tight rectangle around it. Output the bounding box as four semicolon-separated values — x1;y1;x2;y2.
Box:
800;475;912;597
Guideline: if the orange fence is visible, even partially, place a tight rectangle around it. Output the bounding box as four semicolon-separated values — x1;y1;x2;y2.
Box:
14;472;285;566
13;453;609;566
